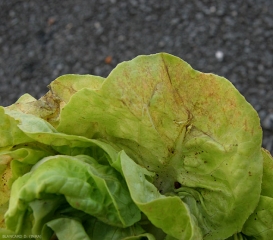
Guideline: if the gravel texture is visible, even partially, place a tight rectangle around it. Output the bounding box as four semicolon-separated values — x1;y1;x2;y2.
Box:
1;0;273;152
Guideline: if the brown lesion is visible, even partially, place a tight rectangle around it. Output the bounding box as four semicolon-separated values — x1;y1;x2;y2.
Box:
37;88;61;123
50;79;78;101
174;181;182;189
5;84;62;127
1;161;12;190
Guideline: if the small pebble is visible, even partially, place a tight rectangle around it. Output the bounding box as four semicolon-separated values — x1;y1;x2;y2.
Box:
215;51;224;61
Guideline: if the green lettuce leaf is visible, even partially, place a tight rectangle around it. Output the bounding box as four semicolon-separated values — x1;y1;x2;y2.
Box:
260;149;273;199
45;53;262;239
114;150;202;240
0;165;10;229
0;143;54;229
5;154;140;233
83;217;155;240
6;74;104;127
0;107;33;148
41;204;150;240
3;108;119;165
1;143;55;182
45;218;90;240
241;149;273;239
242;196;273;239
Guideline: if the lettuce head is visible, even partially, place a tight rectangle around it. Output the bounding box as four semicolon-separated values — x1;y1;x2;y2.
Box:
0;53;269;240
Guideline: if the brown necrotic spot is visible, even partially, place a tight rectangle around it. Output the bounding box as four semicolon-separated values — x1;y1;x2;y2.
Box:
174;181;182;189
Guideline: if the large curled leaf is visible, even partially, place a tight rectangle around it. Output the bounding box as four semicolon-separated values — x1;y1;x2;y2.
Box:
39;53;262;239
114;151;202;240
5;154;140;234
0;53;265;239
2;108;118;163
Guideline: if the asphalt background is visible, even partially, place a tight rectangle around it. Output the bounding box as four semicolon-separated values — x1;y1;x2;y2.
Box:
0;0;273;152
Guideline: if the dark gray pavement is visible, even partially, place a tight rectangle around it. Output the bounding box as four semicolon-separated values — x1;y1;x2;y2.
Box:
0;0;273;152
